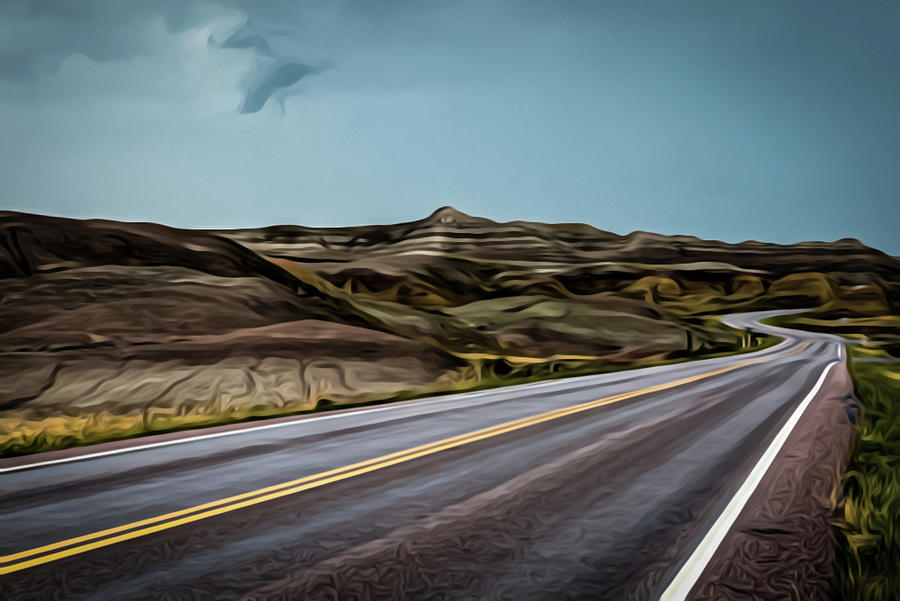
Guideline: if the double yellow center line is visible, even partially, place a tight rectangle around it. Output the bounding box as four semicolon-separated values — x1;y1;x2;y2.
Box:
1;346;800;575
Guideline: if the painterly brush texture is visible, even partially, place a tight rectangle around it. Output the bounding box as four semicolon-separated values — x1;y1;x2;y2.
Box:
836;347;900;600
2;209;899;600
690;357;857;600
754;314;900;599
1;340;856;600
1;208;898;457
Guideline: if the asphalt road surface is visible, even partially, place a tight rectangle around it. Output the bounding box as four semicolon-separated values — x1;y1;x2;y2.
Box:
0;311;843;600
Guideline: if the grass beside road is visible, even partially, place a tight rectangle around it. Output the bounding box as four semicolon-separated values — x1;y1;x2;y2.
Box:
834;347;900;600
760;311;900;598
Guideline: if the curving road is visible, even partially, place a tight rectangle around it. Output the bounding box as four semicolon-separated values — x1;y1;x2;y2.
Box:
0;311;844;600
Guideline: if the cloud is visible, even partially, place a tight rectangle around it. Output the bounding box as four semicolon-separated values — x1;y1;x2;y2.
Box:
0;0;216;80
209;17;329;114
218;23;273;57
0;0;328;115
239;58;328;113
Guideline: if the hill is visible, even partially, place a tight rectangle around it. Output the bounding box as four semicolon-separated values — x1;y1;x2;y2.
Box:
1;208;897;456
222;205;898;334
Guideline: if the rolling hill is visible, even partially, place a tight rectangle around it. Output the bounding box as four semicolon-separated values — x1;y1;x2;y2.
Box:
1;208;897;456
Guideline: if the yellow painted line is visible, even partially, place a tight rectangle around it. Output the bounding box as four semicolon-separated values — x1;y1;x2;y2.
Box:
788;340;811;356
0;353;777;575
0;426;517;563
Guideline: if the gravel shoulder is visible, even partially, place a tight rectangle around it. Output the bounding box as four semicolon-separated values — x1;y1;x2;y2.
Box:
688;360;858;600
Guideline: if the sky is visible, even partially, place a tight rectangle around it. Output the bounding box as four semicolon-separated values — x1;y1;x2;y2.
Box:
1;1;898;253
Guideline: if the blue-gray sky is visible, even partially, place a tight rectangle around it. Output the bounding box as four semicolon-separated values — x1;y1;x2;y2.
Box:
1;0;898;253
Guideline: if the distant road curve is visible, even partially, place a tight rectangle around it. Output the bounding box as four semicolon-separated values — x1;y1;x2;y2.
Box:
1;310;844;600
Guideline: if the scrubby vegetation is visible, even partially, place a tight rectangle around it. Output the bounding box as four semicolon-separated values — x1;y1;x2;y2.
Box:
835;345;900;600
770;311;900;600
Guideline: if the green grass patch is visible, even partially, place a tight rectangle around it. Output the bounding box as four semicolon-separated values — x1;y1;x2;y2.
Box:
834;347;900;600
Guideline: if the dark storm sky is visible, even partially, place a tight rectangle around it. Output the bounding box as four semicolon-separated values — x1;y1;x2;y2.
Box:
1;1;897;253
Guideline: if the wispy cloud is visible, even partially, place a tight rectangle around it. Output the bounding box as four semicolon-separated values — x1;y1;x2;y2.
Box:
0;0;329;115
238;58;328;114
210;18;329;114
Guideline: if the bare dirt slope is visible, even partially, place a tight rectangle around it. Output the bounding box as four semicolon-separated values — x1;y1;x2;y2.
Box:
0;212;464;455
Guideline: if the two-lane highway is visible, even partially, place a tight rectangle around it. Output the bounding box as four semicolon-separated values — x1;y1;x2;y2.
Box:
1;311;844;600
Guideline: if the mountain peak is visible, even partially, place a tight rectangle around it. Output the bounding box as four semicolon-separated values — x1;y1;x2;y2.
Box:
423;206;489;225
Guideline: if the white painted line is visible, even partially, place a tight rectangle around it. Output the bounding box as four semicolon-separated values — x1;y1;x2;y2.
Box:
0;390;501;474
659;359;838;601
0;322;798;475
0;371;625;474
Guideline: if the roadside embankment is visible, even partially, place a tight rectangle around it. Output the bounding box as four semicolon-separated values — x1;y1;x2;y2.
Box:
833;346;900;601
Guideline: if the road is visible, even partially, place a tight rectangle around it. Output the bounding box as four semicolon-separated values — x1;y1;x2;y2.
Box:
0;311;844;600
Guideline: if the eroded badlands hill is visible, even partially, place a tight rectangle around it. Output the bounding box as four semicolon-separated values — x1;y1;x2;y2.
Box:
1;208;897;455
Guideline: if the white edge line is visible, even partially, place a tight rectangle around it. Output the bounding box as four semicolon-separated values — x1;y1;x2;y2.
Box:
0;370;619;474
659;358;839;601
0;392;488;474
0;332;797;475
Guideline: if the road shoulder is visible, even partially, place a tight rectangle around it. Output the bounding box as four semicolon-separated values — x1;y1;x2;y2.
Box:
687;360;858;600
